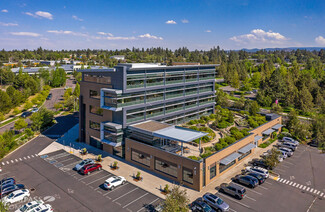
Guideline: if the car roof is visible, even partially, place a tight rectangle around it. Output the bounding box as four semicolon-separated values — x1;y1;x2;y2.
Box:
229;183;245;190
10;189;27;195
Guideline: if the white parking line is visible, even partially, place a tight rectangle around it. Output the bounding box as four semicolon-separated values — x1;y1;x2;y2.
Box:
78;170;103;181
313;190;318;194
280;164;290;168
19;158;22;161
137;198;159;212
245;195;256;201
86;174;111;186
303;186;306;190
259;185;268;190
6;161;9;164
103;182;130;195
27;156;30;159
232;182;262;195
23;157;26;160
282;179;287;183
306;188;310;192
265;181;272;185
217;192;251;208
1;162;4;165
292;183;296;187
15;159;18;162
286;181;289;184
295;184;299;188
58;157;75;164
35;154;38;156
276;168;286;172
31;155;34;158
62;160;81;168
321;193;324;197
316;191;320;195
70;172;80;177
11;160;14;163
283;161;294;165
123;193;148;208
278;178;283;182
112;188;138;202
310;189;314;193
289;182;293;186
299;185;303;189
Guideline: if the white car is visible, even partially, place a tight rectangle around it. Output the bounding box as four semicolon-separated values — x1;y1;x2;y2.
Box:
104;176;126;190
280;151;288;159
74;159;94;171
28;204;53;212
245;166;269;178
31;108;39;113
16;200;44;212
278;155;284;162
2;189;30;205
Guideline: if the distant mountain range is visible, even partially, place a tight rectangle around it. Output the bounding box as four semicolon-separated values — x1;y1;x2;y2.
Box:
240;47;325;52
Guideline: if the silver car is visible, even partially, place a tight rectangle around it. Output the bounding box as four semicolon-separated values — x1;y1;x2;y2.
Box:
279;147;293;157
280;142;297;151
282;137;299;146
74;159;94;171
203;192;230;211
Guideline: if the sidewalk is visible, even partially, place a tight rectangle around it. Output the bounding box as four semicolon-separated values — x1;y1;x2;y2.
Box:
39;138;279;202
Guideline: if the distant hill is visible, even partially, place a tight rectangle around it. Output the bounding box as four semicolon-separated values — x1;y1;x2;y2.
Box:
240;47;325;52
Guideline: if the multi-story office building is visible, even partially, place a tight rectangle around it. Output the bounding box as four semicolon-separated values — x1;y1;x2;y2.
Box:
79;63;216;158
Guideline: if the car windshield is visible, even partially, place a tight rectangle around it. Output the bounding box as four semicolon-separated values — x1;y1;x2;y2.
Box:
7;192;14;198
203;203;212;211
216;198;224;205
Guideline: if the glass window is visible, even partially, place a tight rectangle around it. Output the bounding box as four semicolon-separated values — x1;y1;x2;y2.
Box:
182;167;194;184
89;121;100;131
89;136;103;150
238;150;251;161
84;74;111;84
90;90;100;99
113;146;124;158
90;105;103;116
210;163;216;179
219;160;236;173
154;158;177;178
131;149;151;167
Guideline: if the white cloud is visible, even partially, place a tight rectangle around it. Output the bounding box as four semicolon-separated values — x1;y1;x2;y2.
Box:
230;29;288;46
139;33;163;40
1;9;8;13
166;20;177;24
205;30;211;33
315;36;325;46
24;11;53;20
0;22;18;26
181;19;189;24
72;15;83;21
47;30;88;37
97;32;113;37
105;36;136;40
10;32;41;37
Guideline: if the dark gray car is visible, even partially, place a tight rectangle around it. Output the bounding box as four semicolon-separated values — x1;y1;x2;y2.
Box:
203;192;229;211
233;175;259;188
219;183;246;199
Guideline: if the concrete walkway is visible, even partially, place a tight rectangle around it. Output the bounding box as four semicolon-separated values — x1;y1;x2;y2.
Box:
39;138;279;202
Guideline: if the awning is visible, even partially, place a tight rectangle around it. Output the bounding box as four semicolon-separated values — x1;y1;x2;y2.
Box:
262;129;275;135
272;124;283;130
238;143;256;154
153;126;207;143
254;135;263;142
219;152;241;165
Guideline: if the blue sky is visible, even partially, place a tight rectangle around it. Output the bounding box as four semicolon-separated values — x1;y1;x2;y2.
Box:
0;0;324;50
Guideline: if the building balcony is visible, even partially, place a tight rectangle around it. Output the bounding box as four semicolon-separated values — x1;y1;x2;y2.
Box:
146;111;164;118
127;116;145;124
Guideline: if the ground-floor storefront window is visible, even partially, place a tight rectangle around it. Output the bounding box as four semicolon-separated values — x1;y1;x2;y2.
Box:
219;160;236;173
154;157;177;178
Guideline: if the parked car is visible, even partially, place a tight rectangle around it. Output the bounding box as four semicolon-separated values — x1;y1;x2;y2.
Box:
28;204;53;212
78;163;102;175
0;178;15;187
190;198;213;212
279;151;288;159
278;155;284;162
0;184;25;197
280;142;297;151
278;147;293;157
104;176;126;190
233;175;259;188
74;159;95;171
15;200;44;212
219;183;246;200
21;111;32;118
2;189;30;205
245;166;269;178
251;159;273;170
246;173;265;184
282;137;299;146
203;192;229;212
46;93;52;100
31;108;39;113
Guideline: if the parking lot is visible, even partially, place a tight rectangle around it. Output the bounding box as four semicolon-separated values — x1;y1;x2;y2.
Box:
1;149;162;212
209;144;325;212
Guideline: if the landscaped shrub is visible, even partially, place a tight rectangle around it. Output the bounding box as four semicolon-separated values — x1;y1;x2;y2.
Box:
188;156;202;161
217;120;231;129
224;136;236;144
241;128;250;136
200;152;213;158
214;143;223;151
220;141;229;148
232;131;244;140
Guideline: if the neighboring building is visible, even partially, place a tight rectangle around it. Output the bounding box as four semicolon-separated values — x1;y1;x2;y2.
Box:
11;67;54;75
109;55;125;60
171;62;200;66
40;60;57;66
78;63;216;158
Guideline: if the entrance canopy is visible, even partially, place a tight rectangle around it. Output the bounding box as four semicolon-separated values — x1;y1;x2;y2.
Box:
238;143;256;154
220;152;241;165
254;135;263;142
272;124;283;130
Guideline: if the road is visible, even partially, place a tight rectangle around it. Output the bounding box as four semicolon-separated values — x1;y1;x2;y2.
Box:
0;76;76;133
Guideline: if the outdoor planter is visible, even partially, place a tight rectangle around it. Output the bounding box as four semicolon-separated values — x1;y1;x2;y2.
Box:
96;154;102;162
133;171;142;182
161;184;170;195
110;161;119;170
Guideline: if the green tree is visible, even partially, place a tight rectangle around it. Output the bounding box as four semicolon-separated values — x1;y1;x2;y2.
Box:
0;198;8;211
162;185;189;212
14;118;28;132
264;148;281;169
30;108;54;131
0;90;12;113
73;82;80;97
248;101;260;116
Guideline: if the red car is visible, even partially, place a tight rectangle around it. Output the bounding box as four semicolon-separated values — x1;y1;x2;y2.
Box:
78;163;102;175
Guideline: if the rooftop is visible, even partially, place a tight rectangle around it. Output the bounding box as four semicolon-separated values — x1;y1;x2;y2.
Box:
129;120;170;133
